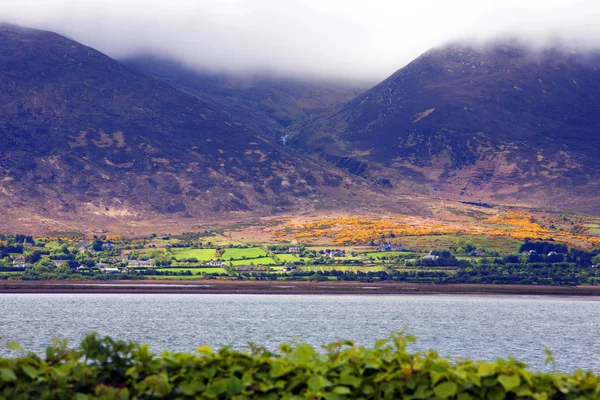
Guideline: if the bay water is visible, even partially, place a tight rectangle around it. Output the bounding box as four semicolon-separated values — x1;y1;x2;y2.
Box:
1;293;599;372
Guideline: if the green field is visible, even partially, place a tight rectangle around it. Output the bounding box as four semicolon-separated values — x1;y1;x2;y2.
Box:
274;254;310;262
222;247;267;260
171;248;220;261
396;234;521;254
230;257;276;266
43;240;62;250
585;224;600;235
147;276;215;280
269;266;287;271
300;265;385;273
363;251;418;258
156;267;227;274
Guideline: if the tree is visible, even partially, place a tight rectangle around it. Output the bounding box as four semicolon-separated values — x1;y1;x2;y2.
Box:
25;250;42;264
56;264;72;274
91;240;103;252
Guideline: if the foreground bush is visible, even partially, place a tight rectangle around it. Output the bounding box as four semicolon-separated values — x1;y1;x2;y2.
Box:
1;333;598;399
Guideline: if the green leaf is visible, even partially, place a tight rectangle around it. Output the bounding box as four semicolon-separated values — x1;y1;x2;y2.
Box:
21;365;39;379
477;363;495;376
307;375;331;392
498;374;521;392
294;344;315;363
434;381;457;399
405;335;417;343
0;368;17;382
279;343;292;354
227;376;243;395
195;345;212;355
430;371;446;385
6;341;23;352
339;370;361;388
333;386;352;394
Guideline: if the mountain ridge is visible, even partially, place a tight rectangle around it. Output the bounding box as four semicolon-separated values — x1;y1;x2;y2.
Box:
0;23;370;232
292;40;600;212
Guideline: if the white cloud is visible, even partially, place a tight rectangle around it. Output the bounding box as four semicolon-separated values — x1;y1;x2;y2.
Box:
1;0;599;81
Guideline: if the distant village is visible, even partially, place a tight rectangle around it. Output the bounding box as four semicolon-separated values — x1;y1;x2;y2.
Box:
1;233;599;285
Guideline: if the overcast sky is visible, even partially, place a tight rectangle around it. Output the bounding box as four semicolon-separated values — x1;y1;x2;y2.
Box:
1;0;599;82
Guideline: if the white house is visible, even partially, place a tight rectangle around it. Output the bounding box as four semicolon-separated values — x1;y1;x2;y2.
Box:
325;250;345;258
208;260;226;267
101;267;120;274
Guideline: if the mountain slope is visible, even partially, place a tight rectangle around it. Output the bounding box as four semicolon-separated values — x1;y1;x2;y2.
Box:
0;24;360;231
293;41;600;212
122;55;365;138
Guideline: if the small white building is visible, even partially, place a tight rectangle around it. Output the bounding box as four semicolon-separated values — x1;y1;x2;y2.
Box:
423;251;439;261
325;250;346;258
101;267;120;274
208;260;226;267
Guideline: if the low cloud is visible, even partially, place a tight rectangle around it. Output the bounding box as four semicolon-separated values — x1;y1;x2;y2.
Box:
1;0;599;82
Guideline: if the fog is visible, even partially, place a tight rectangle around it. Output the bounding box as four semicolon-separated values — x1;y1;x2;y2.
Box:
1;0;599;82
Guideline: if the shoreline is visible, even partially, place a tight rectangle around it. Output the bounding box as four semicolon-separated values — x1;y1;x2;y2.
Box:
2;280;600;296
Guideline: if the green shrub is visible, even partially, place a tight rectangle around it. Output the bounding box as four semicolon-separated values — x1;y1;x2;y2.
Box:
1;333;598;399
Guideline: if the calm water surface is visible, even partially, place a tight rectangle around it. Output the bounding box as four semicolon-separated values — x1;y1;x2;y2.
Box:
2;294;599;372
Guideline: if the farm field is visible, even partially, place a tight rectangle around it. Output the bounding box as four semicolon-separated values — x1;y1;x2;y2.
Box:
396;235;522;254
230;257;276;266
147;276;217;280
156;267;227;274
585;224;600;235
300;265;386;273
171;248;220;261
221;247;267;259
363;251;419;258
274;254;311;262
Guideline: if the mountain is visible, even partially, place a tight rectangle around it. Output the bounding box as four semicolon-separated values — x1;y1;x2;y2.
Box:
292;41;600;212
122;55;365;138
0;24;363;232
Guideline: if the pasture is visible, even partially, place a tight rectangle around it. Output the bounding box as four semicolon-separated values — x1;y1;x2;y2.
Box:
274;254;311;262
156;267;227;274
221;247;267;260
363;251;418;259
230;257;276;266
300;265;386;273
171;248;220;261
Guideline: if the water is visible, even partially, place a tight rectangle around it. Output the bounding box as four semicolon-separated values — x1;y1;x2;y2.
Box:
1;293;600;372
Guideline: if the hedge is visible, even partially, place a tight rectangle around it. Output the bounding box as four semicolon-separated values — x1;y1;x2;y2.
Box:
0;333;598;399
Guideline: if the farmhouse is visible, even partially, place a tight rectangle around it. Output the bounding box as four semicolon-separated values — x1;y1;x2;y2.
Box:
101;267;120;274
52;259;68;267
288;247;301;253
12;262;32;269
102;242;115;250
422;251;439;261
378;243;405;252
208;260;226;267
128;260;151;267
325;250;345;258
